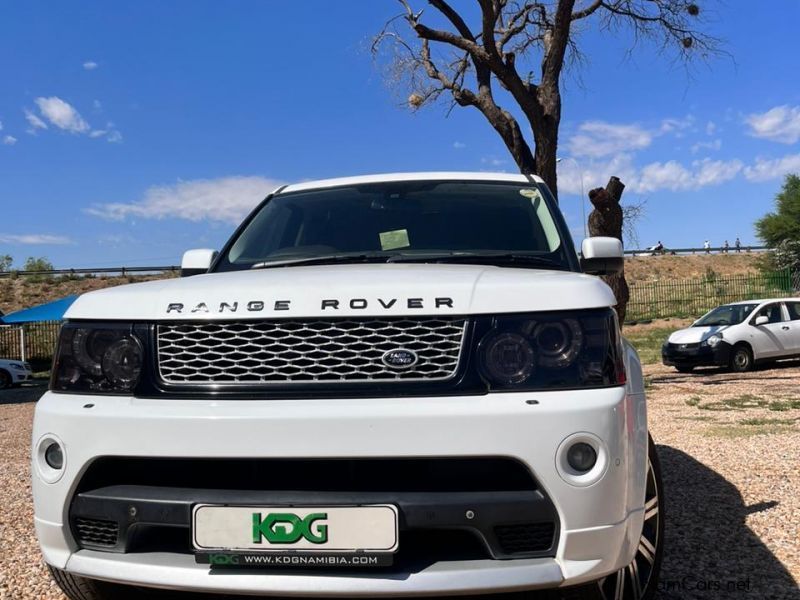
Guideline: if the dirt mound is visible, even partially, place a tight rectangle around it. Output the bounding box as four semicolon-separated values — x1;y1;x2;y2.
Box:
0;274;173;315
624;253;763;283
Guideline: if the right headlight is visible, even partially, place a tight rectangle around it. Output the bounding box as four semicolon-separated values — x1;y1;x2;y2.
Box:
51;323;144;394
477;308;624;391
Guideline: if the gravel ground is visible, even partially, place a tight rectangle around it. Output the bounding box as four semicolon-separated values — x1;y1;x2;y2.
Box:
1;369;798;600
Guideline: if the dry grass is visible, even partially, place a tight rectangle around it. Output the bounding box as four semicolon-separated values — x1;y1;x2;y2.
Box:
0;273;174;315
624;252;763;284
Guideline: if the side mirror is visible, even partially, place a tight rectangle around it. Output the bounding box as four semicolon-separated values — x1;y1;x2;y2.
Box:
754;315;769;326
580;237;624;276
181;249;217;277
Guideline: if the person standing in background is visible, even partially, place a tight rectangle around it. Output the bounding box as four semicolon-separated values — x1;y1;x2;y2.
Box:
704;240;711;254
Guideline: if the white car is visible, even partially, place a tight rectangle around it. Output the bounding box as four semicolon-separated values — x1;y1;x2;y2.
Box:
0;357;33;388
32;172;662;600
662;298;800;372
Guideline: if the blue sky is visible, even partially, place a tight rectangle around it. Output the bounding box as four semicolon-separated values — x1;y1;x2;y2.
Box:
1;1;800;267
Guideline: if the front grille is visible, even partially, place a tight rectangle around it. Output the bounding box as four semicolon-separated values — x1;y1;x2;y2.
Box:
668;342;700;350
495;522;556;554
74;517;118;548
157;317;467;384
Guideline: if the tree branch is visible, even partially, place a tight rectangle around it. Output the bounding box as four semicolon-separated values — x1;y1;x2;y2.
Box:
541;0;576;89
571;0;602;20
428;0;476;40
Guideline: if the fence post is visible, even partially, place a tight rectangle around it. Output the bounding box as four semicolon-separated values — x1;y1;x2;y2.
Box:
19;326;26;362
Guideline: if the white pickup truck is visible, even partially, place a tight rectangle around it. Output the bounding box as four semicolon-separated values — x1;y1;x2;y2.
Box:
33;172;662;600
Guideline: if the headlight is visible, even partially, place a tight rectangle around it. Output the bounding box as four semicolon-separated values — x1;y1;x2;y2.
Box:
9;363;26;370
480;332;535;384
705;334;722;347
51;324;144;394
477;309;624;391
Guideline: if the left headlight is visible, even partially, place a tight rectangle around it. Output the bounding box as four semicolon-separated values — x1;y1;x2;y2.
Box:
704;334;722;347
9;363;26;370
51;323;144;394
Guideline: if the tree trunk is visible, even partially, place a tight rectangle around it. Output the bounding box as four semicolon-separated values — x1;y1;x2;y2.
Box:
530;88;560;199
587;176;630;326
533;121;558;199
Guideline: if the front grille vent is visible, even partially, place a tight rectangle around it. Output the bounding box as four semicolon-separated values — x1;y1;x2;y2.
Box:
495;522;556;554
75;517;119;548
157;317;467;384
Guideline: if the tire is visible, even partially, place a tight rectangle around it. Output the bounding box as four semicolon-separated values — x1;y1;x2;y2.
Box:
675;365;694;373
47;566;145;600
589;435;665;600
0;369;11;390
729;344;753;372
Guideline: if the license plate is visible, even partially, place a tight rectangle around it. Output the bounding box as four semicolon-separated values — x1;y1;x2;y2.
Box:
192;505;399;559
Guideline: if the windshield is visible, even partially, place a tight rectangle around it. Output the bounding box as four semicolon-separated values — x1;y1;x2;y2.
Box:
694;303;759;327
214;181;576;272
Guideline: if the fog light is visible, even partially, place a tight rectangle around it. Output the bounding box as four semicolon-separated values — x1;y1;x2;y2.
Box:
566;442;597;472
44;442;64;470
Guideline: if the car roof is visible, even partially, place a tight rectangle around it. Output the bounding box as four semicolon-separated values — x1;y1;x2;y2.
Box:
279;171;545;194
725;298;799;306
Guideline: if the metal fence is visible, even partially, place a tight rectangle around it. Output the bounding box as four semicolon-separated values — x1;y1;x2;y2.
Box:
627;269;797;322
0;265;179;279
0;321;61;363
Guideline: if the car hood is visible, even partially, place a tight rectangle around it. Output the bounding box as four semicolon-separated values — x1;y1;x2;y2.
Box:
667;325;729;344
65;263;616;320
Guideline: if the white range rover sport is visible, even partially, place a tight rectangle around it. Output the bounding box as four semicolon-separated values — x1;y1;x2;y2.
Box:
33;172;663;600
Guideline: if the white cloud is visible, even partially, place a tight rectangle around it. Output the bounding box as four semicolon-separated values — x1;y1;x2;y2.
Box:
452;141;466;149
85;176;284;224
692;158;743;187
106;130;122;143
83;61;99;70
557;154;638;195
636;160;694;193
658;115;695;136
567;115;698;160
706;121;717;136
480;156;507;167
690;139;722;154
743;153;800;182
568;121;653;158
745;105;800;144
0;234;72;245
2;135;17;146
34;96;90;133
557;154;742;195
24;109;48;132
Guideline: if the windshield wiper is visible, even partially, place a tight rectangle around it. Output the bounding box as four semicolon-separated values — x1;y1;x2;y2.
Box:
387;252;567;270
250;253;392;270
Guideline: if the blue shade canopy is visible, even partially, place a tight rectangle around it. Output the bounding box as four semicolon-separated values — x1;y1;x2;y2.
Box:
0;295;78;324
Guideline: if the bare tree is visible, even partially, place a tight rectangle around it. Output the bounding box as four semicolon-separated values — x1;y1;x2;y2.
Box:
373;0;717;199
374;1;717;322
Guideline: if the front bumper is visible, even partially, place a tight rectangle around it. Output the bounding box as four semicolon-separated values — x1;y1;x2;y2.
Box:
32;387;648;596
662;341;731;368
10;367;33;383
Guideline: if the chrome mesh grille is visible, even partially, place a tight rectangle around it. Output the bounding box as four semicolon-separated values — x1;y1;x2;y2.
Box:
157;318;467;384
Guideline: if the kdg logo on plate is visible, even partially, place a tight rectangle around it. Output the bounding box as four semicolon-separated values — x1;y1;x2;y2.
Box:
252;512;329;544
